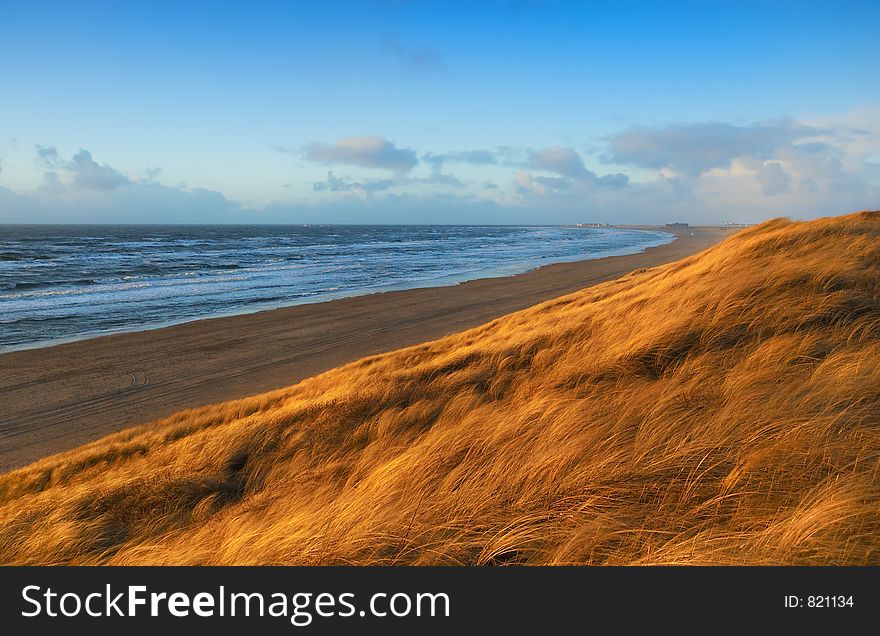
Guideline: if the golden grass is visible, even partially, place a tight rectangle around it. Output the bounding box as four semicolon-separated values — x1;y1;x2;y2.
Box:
1;211;879;565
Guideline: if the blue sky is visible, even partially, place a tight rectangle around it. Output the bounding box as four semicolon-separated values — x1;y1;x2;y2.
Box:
1;0;879;224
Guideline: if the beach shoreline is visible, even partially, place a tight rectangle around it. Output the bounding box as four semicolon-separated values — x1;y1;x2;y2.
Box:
1;226;675;355
0;225;736;471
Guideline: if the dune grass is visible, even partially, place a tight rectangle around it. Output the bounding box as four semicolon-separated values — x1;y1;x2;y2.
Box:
1;211;879;565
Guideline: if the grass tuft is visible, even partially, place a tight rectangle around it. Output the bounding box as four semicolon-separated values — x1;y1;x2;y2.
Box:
1;212;879;565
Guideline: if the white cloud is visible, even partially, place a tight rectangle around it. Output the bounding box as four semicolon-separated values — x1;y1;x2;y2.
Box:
528;147;590;179
4;114;879;225
312;171;396;196
67;149;131;190
1;148;240;223
522;146;629;190
312;169;464;199
303;136;418;172
752;160;791;196
423;150;498;170
604;120;823;177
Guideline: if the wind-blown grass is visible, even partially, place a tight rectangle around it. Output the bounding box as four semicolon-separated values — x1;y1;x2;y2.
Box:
1;211;879;565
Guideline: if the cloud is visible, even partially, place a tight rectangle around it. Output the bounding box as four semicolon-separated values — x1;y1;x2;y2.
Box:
312;169;464;197
420;171;464;188
40;171;65;193
32;147;133;191
750;160;791;196
423;150;498;169
5;112;878;226
449;150;497;165
418;153;470;188
0;146;244;223
525;146;629;187
313;171;396;194
67;149;131;190
381;37;446;73
35;144;61;167
527;146;591;179
0;181;240;224
605;120;824;177
304;136;418;172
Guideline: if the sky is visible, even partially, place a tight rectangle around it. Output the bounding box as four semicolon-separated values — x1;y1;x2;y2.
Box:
1;0;879;224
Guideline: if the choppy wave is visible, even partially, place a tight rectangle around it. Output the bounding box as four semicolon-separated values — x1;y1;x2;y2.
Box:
0;224;673;349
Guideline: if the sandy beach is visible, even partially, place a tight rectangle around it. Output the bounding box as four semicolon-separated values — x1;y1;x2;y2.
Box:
0;226;735;471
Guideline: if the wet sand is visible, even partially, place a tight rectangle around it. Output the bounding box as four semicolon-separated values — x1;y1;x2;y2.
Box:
0;226;737;471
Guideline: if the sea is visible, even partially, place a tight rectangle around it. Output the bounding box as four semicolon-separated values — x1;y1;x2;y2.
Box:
0;225;673;351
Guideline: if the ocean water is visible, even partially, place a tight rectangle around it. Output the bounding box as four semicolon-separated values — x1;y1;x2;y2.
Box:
0;225;673;350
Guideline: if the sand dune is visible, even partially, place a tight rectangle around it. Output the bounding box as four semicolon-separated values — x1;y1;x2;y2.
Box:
0;226;729;471
1;212;878;565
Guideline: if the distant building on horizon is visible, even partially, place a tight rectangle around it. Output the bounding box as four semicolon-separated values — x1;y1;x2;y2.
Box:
666;222;689;228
